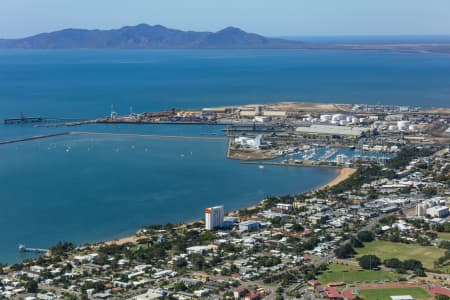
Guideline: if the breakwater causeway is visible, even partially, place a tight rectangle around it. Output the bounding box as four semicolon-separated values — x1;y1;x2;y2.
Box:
0;131;226;146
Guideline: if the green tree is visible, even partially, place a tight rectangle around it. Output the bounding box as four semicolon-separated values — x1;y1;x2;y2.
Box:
358;255;381;270
25;280;38;293
357;231;374;242
384;258;402;268
334;243;355;258
402;259;423;271
189;253;206;271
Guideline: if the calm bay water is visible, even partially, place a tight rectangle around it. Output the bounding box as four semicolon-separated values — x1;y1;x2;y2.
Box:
1;49;450;263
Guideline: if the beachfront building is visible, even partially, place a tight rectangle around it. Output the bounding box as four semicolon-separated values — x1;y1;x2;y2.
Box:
205;205;224;230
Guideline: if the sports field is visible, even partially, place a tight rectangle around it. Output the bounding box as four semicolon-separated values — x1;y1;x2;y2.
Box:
355;240;445;270
318;263;399;284
359;287;430;300
438;232;450;240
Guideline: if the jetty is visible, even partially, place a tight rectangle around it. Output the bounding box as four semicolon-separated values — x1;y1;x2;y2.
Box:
18;244;48;253
240;161;340;169
0;132;70;145
4;115;82;125
0;131;226;146
4;116;43;125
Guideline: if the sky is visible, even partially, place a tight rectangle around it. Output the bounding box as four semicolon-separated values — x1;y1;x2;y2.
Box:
1;0;450;38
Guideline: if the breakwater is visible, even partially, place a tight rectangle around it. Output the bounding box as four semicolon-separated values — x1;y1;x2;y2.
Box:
0;132;71;145
70;131;226;141
0;131;226;146
240;161;341;169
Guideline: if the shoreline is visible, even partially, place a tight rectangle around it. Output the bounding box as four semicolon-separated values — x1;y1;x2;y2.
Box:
314;167;356;191
102;167;356;246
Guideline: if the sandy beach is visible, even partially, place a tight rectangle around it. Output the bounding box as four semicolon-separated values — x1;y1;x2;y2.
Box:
315;167;356;191
103;167;356;246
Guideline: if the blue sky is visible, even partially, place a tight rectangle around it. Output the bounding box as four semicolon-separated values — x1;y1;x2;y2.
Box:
1;0;449;38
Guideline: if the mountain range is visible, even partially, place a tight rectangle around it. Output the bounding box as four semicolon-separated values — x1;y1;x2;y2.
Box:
0;24;303;49
1;24;450;53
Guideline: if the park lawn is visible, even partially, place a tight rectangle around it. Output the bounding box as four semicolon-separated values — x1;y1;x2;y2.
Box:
437;232;450;240
359;287;430;300
318;263;399;285
354;240;445;270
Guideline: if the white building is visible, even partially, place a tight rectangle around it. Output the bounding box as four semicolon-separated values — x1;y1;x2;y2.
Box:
335;154;349;165
205;205;224;230
276;203;293;212
416;203;427;217
254;116;271;123
427;206;449;218
239;220;261;232
234;135;264;150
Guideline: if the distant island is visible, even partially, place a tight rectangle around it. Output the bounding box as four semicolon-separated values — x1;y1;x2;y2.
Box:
0;24;301;49
1;24;450;53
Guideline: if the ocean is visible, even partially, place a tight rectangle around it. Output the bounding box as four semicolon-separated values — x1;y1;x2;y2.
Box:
0;49;449;263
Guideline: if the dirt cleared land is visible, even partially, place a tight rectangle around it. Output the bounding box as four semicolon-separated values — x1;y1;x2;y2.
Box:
209;101;353;113
227;148;279;160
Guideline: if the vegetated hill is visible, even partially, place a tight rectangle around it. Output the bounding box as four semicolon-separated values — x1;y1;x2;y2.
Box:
0;24;303;49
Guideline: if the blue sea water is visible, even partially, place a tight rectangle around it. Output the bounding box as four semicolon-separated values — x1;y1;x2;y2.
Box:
1;49;450;263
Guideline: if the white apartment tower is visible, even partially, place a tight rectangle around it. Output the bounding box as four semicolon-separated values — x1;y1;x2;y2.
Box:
205;205;224;230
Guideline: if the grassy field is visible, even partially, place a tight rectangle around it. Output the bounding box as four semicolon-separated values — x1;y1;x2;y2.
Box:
437;232;450;240
355;240;445;270
318;263;399;284
359;287;430;300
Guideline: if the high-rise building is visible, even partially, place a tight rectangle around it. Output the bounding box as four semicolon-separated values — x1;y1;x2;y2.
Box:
205;205;224;230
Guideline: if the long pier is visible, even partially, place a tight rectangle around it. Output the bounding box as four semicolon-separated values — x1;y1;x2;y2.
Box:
0;132;71;145
19;244;48;253
4;116;83;125
0;131;226;146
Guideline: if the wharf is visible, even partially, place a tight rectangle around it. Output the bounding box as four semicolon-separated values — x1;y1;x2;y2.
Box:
240;161;340;169
4;117;43;124
4;117;82;125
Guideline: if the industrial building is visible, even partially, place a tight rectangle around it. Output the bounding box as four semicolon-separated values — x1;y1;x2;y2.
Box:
205;205;224;230
295;124;370;137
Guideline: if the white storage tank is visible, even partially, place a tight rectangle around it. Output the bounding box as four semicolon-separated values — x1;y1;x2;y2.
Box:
320;114;332;122
332;114;345;122
388;125;397;131
397;120;410;131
